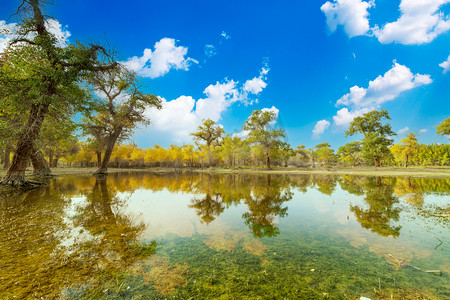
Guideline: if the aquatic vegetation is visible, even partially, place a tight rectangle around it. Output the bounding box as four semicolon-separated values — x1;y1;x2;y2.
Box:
140;255;189;295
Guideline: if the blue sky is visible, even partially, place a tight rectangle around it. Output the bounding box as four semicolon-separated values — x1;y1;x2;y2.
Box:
1;0;449;149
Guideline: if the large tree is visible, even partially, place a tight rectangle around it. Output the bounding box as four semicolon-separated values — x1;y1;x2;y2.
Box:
0;0;117;186
85;67;161;175
346;110;396;167
243;109;286;169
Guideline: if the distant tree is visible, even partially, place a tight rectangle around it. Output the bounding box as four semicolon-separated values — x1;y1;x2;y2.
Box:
243;109;286;169
390;133;419;168
307;148;318;168
346;110;396;167
190;119;224;167
220;135;242;167
436;117;450;139
85;67;161;175
338;142;362;166
314;142;335;167
191;119;225;147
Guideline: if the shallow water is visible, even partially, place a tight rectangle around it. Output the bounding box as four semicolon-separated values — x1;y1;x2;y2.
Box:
0;172;449;299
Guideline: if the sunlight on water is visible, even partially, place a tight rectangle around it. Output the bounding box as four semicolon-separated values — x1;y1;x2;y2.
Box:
0;173;448;299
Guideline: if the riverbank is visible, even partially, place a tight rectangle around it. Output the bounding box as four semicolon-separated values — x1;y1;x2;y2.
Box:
0;166;449;179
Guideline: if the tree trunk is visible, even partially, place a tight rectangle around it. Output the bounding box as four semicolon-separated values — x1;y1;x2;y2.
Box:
404;155;408;168
94;130;121;175
52;156;59;168
374;157;381;168
2;103;49;186
3;143;12;170
266;152;271;169
96;151;102;167
48;149;54;167
30;146;53;176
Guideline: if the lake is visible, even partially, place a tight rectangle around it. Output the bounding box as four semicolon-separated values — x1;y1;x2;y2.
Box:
0;172;449;299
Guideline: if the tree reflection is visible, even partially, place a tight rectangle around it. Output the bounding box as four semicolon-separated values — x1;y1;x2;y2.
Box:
0;178;156;298
242;175;293;238
189;193;224;224
345;176;402;237
393;177;424;205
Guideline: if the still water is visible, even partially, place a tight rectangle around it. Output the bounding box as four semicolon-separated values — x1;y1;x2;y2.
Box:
0;172;449;299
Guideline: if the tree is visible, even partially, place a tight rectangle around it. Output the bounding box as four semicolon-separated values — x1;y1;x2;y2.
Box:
338;142;362;166
346;110;396;167
314;142;335;167
436;117;450;139
85;67;161;175
190;119;224;167
390;133;419;168
0;0;117;186
243;109;286;169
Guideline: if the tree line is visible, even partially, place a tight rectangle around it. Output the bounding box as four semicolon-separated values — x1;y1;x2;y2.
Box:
1;109;448;171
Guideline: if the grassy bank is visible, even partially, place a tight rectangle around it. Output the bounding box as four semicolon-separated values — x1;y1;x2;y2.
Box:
0;166;449;179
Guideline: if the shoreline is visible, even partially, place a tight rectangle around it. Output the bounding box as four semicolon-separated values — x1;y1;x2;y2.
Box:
1;166;449;179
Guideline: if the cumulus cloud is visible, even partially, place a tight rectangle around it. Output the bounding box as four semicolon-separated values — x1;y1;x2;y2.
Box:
332;107;372;127
0;19;70;52
243;65;269;94
122;38;198;79
419;129;428;133
331;62;432;128
313;120;331;137
398;126;410;134
321;0;374;37
373;0;450;45
336;62;432;108
439;55;450;74
144;66;270;144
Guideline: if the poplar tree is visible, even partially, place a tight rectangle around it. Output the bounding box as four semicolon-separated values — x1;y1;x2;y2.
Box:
346;110;396;167
0;0;117;186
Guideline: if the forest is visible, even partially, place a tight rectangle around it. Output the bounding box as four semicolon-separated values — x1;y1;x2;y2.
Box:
0;1;449;187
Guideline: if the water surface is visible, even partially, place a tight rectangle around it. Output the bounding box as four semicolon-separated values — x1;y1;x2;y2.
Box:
0;173;449;299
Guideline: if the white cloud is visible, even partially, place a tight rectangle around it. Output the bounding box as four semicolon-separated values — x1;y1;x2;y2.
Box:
333;107;372;127
221;31;231;40
332;62;431;128
45;19;71;47
122;38;198;79
373;0;450;45
398;126;410;134
439;55;450;74
205;44;216;57
321;0;374;37
144;66;270;144
313;120;331;137
336;62;432;108
419;129;428;133
0;19;70;52
243;65;270;94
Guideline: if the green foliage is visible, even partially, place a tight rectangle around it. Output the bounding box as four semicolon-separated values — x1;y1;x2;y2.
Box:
314;142;336;167
243;110;286;168
346;110;396;166
190;119;225;147
436;117;450;138
338;141;362;166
